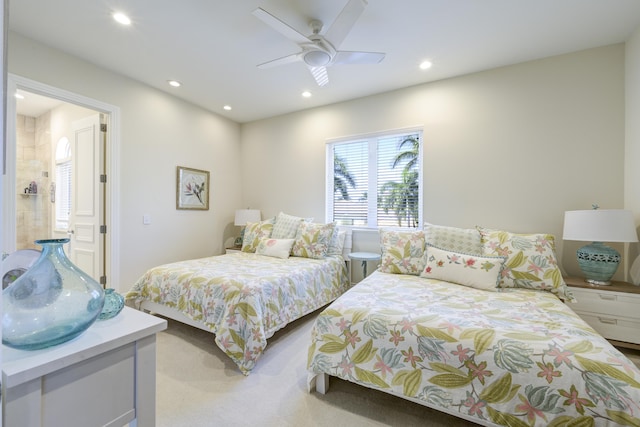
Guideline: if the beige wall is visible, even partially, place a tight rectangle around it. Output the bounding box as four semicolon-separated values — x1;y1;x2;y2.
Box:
242;44;626;279
625;26;640;276
8;33;243;291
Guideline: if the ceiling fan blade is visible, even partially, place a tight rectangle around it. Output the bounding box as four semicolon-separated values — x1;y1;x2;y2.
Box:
257;53;301;69
324;0;367;48
309;66;329;86
333;51;385;65
252;8;310;45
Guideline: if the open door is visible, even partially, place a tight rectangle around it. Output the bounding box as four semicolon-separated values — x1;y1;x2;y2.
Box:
4;74;120;291
67;114;102;280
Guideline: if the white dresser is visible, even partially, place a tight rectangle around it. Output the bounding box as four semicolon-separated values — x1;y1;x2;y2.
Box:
565;276;640;350
2;306;167;427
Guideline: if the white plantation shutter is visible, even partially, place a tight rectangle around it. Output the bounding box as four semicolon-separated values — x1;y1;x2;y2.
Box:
55;138;72;230
327;130;422;229
332;140;368;226
378;136;407;226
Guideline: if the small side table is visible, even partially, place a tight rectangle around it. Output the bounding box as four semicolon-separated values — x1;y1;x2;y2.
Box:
348;252;381;283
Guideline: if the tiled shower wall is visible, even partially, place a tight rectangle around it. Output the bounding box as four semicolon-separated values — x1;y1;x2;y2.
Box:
16;113;52;250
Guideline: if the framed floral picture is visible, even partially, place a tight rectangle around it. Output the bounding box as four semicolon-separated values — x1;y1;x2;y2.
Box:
176;166;209;210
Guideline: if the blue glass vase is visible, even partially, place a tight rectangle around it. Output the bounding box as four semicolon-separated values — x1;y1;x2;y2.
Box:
99;288;125;320
2;238;105;350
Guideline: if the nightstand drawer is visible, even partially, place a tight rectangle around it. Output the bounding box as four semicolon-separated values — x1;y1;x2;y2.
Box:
569;288;640;319
574;311;640;345
565;277;640;349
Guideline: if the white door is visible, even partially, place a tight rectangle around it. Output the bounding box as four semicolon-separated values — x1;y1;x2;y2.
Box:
68;114;102;280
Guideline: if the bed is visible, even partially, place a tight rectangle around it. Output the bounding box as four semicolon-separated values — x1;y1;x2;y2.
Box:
126;213;351;375
307;225;640;426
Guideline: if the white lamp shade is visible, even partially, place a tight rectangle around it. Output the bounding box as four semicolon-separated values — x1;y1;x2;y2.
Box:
234;209;261;226
563;209;638;243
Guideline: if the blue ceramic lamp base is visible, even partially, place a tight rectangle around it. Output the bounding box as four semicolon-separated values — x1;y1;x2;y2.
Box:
576;242;620;286
234;226;247;247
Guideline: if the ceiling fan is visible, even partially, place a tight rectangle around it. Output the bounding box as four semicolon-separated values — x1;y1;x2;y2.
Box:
252;0;385;86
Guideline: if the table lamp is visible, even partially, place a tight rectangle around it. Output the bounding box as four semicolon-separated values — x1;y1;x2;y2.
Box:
563;208;638;285
234;209;261;247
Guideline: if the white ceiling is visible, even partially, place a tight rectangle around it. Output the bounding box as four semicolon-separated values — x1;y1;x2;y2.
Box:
9;0;640;123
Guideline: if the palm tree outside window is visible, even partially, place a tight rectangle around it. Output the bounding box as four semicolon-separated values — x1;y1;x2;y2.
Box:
326;130;423;228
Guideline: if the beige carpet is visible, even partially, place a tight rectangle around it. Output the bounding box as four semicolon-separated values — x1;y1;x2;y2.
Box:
154;310;640;427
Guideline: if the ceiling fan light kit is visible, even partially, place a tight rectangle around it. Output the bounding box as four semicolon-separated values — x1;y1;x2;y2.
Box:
304;49;332;67
253;0;385;87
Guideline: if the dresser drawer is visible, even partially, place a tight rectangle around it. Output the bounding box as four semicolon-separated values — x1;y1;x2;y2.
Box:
569;288;640;320
574;311;640;345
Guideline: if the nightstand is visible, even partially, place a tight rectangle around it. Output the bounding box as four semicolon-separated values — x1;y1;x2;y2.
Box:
225;247;242;254
565;276;640;350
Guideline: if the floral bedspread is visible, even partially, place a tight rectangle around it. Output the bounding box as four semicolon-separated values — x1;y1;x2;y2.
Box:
126;252;349;374
307;271;640;426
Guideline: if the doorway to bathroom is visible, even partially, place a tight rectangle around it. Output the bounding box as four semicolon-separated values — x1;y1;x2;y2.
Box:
2;74;121;287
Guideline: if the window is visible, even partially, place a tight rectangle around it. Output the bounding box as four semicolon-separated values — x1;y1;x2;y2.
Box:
55;137;71;230
327;129;422;228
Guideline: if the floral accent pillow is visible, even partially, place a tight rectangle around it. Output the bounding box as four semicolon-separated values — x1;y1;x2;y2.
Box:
292;222;336;259
327;228;347;257
241;218;275;253
271;212;308;239
420;244;506;291
379;229;425;275
477;227;575;301
256;238;295;259
424;223;482;255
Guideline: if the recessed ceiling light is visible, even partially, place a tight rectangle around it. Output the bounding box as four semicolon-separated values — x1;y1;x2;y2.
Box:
302;91;312;98
113;12;131;26
167;80;181;88
419;60;433;70
223;105;232;111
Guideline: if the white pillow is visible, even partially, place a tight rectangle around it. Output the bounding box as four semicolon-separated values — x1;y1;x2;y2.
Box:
420;244;506;291
271;212;311;239
255;238;295;259
424;222;482;255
